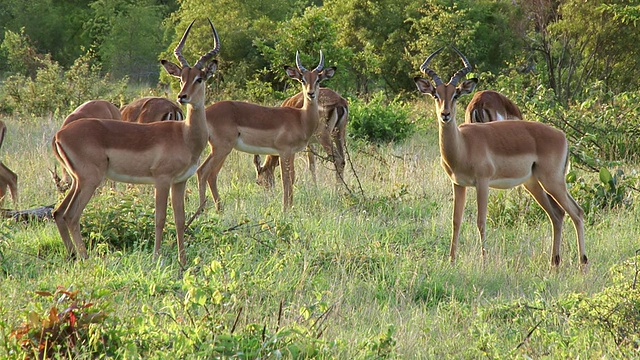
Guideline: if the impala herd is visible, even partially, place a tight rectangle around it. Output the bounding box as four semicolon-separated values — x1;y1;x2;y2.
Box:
0;19;587;270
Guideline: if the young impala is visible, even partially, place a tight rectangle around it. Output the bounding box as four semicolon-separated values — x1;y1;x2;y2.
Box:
414;46;587;269
465;90;522;123
52;19;219;266
197;51;336;211
121;97;184;123
62;100;121;127
253;88;348;187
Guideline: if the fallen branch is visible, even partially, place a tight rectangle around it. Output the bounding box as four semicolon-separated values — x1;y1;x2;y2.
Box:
1;205;54;222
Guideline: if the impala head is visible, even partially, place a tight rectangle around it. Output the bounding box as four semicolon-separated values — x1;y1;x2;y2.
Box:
414;46;478;124
284;51;336;102
161;19;220;106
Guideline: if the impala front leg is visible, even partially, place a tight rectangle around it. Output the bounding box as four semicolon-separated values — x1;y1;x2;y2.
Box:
171;181;188;267
451;183;466;263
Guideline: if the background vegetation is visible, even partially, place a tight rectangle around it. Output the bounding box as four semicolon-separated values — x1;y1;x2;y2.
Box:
0;0;639;358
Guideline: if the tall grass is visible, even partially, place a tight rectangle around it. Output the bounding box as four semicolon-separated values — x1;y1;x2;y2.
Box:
0;107;639;358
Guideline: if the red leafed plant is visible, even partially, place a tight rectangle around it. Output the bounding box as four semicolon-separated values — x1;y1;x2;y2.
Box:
10;285;107;359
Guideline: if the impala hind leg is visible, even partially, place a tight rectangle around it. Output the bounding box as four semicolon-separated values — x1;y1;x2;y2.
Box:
55;176;101;260
53;181;79;257
0;162;18;207
196;148;231;211
523;179;566;268
539;180;587;268
307;144;318;184
153;181;171;262
475;180;490;262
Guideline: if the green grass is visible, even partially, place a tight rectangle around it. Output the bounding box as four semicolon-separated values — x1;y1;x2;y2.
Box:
1;112;639;358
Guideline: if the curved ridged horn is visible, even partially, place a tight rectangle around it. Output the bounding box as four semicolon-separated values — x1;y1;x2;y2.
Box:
174;19;196;68
295;51;307;73
449;46;473;86
419;47;444;86
313;50;325;72
194;18;221;70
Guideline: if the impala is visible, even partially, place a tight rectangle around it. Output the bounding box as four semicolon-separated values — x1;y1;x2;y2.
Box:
0;120;17;207
197;51;336;210
465;90;522;123
52;18;219;266
121;97;184;123
414;46;587;269
254;88;348;187
62;100;121;127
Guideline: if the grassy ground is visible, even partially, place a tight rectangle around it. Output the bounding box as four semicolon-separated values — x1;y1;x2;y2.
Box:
0;112;638;358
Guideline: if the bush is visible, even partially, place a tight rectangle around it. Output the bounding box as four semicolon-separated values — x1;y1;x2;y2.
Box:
80;187;157;253
9;285;113;358
348;92;415;144
0;31;127;117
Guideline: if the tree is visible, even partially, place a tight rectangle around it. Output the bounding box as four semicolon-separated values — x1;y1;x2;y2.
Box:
407;0;522;88
163;0;312;91
254;6;353;94
522;0;640;104
89;0;170;82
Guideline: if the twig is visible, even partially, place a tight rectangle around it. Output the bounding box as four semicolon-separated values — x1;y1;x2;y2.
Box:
343;143;366;199
275;299;284;334
515;320;542;350
230;306;243;334
634;248;640;290
185;199;207;229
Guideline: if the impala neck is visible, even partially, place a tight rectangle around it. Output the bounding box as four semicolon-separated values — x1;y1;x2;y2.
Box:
184;100;208;155
300;92;321;139
439;116;467;166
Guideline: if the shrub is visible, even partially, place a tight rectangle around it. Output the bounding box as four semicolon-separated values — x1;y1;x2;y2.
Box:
348;92;415;144
0;33;127;117
9;285;112;358
567;167;636;219
80;187;157;253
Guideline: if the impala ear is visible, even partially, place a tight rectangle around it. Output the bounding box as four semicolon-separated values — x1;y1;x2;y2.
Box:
204;60;218;80
414;77;436;97
456;78;478;97
284;66;302;81
161;60;182;77
319;66;336;81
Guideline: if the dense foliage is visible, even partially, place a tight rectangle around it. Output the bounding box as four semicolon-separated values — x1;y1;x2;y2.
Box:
0;0;638;102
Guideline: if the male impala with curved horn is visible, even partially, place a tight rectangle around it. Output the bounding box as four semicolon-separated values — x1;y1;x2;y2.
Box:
197;51;335;210
413;46;587;269
52;19;219;266
254;88;348;187
465;90;522;123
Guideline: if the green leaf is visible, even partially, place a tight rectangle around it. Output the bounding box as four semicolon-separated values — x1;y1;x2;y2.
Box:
599;167;613;186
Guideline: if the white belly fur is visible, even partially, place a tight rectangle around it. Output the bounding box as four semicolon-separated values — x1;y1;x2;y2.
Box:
106;163;198;184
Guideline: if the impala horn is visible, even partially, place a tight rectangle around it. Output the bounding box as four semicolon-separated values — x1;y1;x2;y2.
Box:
313;50;325;72
449;46;473;86
419;47;444;86
174;19;196;68
295;51;307;73
194;18;221;70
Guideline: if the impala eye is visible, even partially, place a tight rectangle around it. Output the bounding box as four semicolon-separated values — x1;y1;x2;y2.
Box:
196;78;203;83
